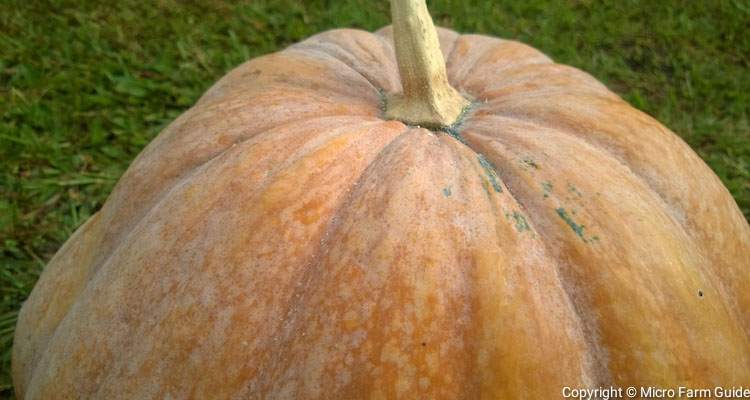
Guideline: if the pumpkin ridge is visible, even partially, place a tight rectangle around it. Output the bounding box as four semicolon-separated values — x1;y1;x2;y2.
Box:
475;95;731;233
18;118;390;394
465;63;613;100
464;113;750;339
462;119;721;292
252;127;412;396
451;130;613;388
95;121;406;399
469;112;691;229
310;126;413;249
193;50;383;112
11;211;104;396
477;94;750;341
286;44;383;95
457;40;552;90
461;123;750;384
110;113;380;238
24;119;405;399
463;61;569;94
446;36;492;85
483;87;617;106
446;35;508;87
106;72;386;250
95;115;377;265
255;129;506;398
439;133;599;395
335;31;399;91
295;28;403;95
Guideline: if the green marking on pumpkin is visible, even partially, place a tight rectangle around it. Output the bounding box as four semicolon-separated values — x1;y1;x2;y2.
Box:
556;208;583;237
377;89;388;114
442;186;452;197
481;180;490;195
429;101;505;197
542;181;553;198
520;157;539;170
567;183;583;197
437;100;479;144
477;155;502;193
442;125;467;144
556;207;590;242
511;211;531;232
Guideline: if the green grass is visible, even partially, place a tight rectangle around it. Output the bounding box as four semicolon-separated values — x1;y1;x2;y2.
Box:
1;0;748;396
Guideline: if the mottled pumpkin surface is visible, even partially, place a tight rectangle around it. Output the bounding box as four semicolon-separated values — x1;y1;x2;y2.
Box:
13;26;750;399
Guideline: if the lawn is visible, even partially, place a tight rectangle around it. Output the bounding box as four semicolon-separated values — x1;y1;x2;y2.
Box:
1;0;748;396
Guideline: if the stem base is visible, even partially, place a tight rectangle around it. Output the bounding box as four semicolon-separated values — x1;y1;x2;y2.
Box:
385;90;469;129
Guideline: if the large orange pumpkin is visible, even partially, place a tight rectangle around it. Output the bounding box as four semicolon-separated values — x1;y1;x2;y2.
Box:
13;1;750;399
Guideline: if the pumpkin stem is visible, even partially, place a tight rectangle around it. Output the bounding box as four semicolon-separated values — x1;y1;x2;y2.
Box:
385;0;469;128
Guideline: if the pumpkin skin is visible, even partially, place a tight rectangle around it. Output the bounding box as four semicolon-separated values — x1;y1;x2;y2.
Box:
12;25;750;399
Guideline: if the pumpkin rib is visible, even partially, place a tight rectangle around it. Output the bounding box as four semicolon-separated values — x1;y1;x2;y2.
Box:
446;35;501;85
101;112;380;252
461;116;727;312
292;29;401;93
94;114;373;266
474;90;745;232
167;84;379;151
167;113;383;177
464;63;614;101
11;211;104;397
195;74;375;111
466;110;691;234
463;110;750;342
442;132;605;390
472;104;676;212
481;89;618;107
457;57;554;93
251;127;414;397
460;122;750;384
18;117;395;397
470;63;620;103
256;129;412;397
96;120;408;400
106;75;385;249
131;116;390;265
439;133;601;395
474;94;750;338
192;50;383;113
195;75;377;117
310;126;413;250
285;46;383;95
457;126;623;387
24;119;406;399
252;128;594;398
464;128;692;382
447;34;552;89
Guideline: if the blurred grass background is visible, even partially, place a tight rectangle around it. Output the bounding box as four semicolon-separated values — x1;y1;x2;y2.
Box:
1;0;748;396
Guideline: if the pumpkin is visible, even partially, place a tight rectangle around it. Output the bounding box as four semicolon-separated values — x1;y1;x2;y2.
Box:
13;0;750;398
